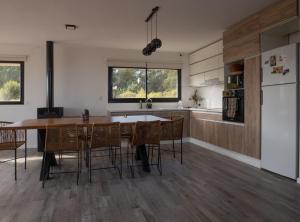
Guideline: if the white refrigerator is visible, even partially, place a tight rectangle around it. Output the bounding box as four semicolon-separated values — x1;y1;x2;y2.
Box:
261;43;299;179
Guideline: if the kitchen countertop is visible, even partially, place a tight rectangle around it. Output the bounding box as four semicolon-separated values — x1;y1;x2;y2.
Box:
108;107;222;113
107;108;245;126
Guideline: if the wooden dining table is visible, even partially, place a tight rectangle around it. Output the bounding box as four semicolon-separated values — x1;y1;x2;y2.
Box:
4;115;169;180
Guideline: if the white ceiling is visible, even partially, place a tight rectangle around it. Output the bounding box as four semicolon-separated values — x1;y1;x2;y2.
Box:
0;0;277;53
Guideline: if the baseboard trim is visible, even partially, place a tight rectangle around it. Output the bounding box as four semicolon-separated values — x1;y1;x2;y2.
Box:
160;138;189;145
297;178;300;184
188;137;261;168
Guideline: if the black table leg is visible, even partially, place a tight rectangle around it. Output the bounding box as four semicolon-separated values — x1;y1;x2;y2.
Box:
39;152;57;181
136;145;151;172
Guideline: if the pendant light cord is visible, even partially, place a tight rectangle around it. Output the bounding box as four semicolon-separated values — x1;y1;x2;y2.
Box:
156;12;158;38
146;22;148;44
151;18;153;40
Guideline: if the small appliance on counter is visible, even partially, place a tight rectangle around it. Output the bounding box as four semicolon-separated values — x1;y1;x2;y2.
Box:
145;98;152;109
222;89;244;123
82;109;90;121
177;100;183;109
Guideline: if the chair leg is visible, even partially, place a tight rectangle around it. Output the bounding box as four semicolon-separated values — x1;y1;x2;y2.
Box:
89;148;92;183
151;145;154;164
172;140;175;158
119;146;122;179
158;145;162;176
114;146;117;167
24;138;27;170
180;138;183;164
14;149;17;181
77;151;80;185
42;153;46;188
131;146;135;178
126;143;129;168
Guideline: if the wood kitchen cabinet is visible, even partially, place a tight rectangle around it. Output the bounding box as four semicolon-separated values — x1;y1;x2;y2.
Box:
223;14;260;47
190;112;245;154
223;33;260;63
244;56;261;159
259;0;298;30
223;0;298;48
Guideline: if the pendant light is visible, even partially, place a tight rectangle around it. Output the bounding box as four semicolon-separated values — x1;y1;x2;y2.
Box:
151;12;162;49
142;6;162;56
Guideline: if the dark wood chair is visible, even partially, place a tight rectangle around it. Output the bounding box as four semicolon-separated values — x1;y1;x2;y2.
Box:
160;116;184;164
129;120;162;177
43;124;80;188
0;121;27;180
89;122;122;183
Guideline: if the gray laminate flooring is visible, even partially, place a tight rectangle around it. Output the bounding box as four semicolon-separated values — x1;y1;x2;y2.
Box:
0;143;300;222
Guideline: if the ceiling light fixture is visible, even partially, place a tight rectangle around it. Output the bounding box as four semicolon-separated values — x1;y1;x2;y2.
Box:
65;24;77;31
142;6;162;56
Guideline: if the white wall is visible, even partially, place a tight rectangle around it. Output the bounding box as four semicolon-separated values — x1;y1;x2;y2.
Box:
0;43;190;147
195;84;223;109
0;44;46;147
54;43;191;115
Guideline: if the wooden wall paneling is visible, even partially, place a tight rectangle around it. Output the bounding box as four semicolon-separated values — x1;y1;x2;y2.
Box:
223;33;260;63
259;0;298;30
244;56;261;159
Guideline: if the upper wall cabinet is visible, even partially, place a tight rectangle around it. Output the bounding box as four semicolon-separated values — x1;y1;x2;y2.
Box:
223;0;298;62
189;40;224;87
190;40;223;64
223;33;260;63
259;0;298;31
223;14;260;48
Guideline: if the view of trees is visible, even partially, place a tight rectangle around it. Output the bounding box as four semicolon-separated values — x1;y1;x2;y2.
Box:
0;63;21;102
111;67;178;99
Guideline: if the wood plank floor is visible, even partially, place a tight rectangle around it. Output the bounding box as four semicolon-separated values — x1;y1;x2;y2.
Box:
0;143;300;222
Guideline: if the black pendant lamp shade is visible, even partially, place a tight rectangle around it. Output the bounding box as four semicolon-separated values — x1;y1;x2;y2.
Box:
142;6;162;56
151;38;162;49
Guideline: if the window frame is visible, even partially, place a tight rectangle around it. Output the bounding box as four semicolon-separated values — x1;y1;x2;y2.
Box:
108;66;181;103
0;61;24;105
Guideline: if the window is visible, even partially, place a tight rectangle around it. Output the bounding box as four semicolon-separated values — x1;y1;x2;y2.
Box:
108;66;181;103
0;61;24;104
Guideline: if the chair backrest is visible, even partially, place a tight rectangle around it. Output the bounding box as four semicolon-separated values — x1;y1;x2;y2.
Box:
171;116;184;140
132;121;161;146
160;120;173;141
120;124;133;138
90;122;121;148
45;124;79;152
0;121;17;149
